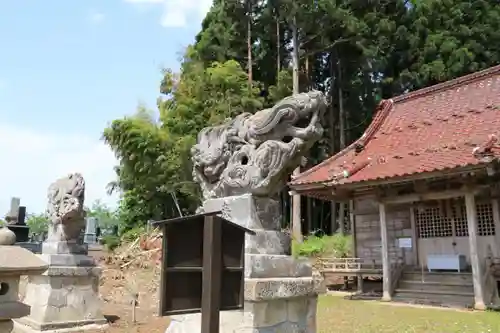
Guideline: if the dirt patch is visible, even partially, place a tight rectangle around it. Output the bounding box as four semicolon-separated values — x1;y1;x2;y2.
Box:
89;242;384;332
88;249;169;333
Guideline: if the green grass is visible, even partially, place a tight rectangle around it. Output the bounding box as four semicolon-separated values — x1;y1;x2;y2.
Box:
318;295;500;333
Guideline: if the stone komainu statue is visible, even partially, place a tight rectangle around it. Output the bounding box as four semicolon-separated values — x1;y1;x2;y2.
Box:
191;90;327;200
46;173;86;242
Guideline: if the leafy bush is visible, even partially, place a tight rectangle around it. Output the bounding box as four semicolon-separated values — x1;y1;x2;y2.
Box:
102;235;121;252
293;233;353;258
120;225;147;243
86;199;121;232
26;213;50;237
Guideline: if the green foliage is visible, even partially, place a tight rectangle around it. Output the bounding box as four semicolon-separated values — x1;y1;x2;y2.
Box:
392;0;500;93
268;70;293;102
293;234;352;258
86;200;120;231
101;235;121;252
103;111;181;230
25;213;50;236
104;57;265;232
120;225;147;243
104;0;500;236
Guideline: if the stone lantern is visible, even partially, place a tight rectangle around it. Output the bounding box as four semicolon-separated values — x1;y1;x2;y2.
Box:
0;227;48;332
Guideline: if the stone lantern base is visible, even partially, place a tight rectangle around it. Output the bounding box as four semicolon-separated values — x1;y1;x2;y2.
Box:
15;244;108;332
0;245;48;333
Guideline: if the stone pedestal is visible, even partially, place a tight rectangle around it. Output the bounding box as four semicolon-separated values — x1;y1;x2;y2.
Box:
14;241;107;332
166;194;323;333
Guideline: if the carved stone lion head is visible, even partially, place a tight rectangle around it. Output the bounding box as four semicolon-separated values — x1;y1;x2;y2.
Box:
46;173;86;242
192;90;327;201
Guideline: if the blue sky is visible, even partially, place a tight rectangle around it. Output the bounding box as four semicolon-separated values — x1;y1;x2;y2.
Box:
0;0;212;215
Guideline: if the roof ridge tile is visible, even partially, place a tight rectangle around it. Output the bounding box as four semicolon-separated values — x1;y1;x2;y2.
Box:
393;64;500;104
290;99;394;184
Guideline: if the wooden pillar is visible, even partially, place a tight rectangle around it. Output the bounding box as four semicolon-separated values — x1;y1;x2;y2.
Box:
356;273;364;293
491;199;500;254
350;200;362;292
465;192;486;310
350;200;357;256
379;202;391;301
201;215;222;333
339;203;346;234
330;201;337;234
409;205;418;266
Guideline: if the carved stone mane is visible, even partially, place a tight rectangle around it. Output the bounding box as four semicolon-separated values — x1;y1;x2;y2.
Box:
46;173;86;242
191;90;326;200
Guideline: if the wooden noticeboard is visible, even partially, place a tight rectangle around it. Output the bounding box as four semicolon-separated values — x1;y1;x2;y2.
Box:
152;211;255;333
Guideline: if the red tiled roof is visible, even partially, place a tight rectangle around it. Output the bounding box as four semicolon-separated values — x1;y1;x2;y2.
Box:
292;65;500;187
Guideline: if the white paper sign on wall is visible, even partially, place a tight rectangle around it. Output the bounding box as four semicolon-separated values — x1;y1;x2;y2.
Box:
398;237;412;248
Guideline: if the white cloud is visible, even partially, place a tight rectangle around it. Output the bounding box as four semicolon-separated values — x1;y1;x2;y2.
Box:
124;0;212;28
88;10;106;24
0;122;119;216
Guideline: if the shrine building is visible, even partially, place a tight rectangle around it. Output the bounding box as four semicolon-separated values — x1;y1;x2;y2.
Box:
290;65;500;310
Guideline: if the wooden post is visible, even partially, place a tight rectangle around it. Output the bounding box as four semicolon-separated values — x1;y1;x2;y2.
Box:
350;200;362;291
491;199;500;254
379;202;392;301
464;192;486;310
159;225;168;316
349;200;357;256
331;201;337;234
339;203;346;234
307;198;313;234
201;215;222;333
356;273;364;294
409;206;418;267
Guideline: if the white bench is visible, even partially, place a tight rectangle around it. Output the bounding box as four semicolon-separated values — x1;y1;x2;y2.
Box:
427;254;467;272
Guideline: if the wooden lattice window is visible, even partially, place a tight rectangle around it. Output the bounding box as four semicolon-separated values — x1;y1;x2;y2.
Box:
416;206;453;238
416;200;495;238
477;203;495;236
452;204;468;237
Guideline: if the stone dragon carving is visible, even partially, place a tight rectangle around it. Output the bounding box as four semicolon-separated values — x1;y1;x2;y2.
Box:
46;173;87;242
191;90;327;200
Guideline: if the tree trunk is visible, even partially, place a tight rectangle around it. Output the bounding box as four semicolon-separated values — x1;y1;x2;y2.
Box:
276;14;281;77
305;54;310;90
247;0;253;86
338;59;345;150
304;55;313;234
291;16;302;243
328;51;337;235
337;58;346;235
